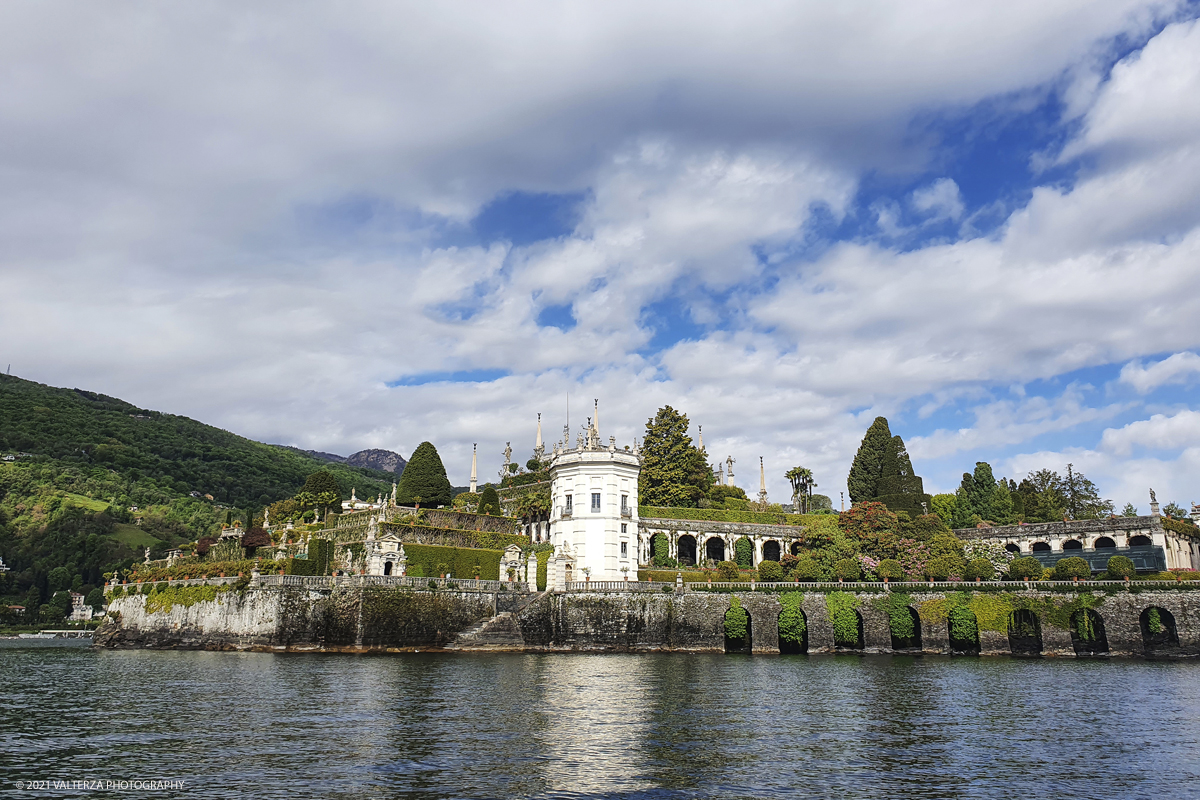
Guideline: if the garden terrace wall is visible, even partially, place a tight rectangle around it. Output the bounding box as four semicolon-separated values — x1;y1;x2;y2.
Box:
96;578;508;652
379;522;528;551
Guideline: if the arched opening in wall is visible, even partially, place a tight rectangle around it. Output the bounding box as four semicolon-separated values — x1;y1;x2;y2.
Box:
724;601;752;654
1070;609;1109;656
790;541;802;556
676;535;696;566
1094;537;1116;549
948;605;980;654
706;537;726;564
829;604;864;650
383;561;393;576
1141;607;1180;655
1032;542;1051;552
1008;609;1043;656
763;541;781;562
891;607;922;651
1005;543;1021;554
1131;535;1152;546
564;564;573;583
778;601;807;655
1063;540;1083;550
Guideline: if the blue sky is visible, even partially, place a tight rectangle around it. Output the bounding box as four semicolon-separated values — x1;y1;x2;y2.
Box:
2;1;1199;510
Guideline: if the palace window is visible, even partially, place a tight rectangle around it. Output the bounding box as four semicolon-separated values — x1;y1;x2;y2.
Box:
621;523;627;534
621;542;628;557
591;492;601;512
621;494;628;511
565;495;573;514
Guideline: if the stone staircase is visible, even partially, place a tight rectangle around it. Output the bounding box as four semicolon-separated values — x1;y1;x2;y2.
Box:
446;591;547;651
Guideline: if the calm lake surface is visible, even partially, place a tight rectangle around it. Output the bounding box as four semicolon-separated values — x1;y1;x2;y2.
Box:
2;642;1199;799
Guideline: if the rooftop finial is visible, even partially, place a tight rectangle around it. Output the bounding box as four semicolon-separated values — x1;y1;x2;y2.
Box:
470;443;478;494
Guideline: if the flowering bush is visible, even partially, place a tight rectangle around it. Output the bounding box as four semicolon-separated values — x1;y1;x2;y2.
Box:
963;539;1016;576
856;554;880;580
894;538;932;581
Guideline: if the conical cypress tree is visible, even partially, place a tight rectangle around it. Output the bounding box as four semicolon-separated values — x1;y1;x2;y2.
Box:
847;417;892;503
478;485;501;515
396;442;453;507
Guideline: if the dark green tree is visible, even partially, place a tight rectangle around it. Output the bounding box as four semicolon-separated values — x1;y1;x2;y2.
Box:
848;417;892;503
396;442;453;508
639;406;709;507
84;588;104;610
300;471;342;516
478;486;502;515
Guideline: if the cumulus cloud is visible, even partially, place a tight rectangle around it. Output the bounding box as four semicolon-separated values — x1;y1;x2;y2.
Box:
1119;352;1200;393
910;178;965;221
2;2;1200;504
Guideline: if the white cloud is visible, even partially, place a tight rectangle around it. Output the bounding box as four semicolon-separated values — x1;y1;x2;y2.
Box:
1119;352;1200;393
2;2;1200;507
910;178;965;221
1100;409;1200;455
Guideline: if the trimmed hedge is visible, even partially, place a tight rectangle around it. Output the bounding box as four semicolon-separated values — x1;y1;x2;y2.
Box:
1007;556;1044;580
1105;555;1136;580
639;507;827;526
1053;556;1092;580
380;521;529;551
403;543;503;580
757;560;784;581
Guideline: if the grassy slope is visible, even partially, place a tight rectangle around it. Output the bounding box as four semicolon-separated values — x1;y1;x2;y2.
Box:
0;374;395;506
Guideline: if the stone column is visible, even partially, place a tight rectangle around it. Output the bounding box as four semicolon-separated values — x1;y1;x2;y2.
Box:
527;552;538;592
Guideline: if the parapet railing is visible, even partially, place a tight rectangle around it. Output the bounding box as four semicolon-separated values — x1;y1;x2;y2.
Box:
252;574;519;592
564;578;1199;592
565;581;662;592
106;576;241;591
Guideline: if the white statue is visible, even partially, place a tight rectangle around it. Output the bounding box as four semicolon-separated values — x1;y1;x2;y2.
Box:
503;442;512;464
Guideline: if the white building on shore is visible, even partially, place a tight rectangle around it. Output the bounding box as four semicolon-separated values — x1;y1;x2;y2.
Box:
547;404;641;585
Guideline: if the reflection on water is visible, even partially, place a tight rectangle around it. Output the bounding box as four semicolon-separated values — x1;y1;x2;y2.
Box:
2;641;1199;799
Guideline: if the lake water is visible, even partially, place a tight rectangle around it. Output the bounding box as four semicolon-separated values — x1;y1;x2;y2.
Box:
2;641;1199;799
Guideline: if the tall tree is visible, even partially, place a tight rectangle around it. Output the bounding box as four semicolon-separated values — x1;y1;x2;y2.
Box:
300;471;342;516
639;406;708;507
396;442;453;508
847;417;892;503
966;462;997;522
786;466;815;513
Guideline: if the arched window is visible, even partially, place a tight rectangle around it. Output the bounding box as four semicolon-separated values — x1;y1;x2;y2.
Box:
762;541;781;562
1094;537;1116;549
677;535;697;566
1063;539;1083;550
705;537;726;563
1004;543;1021;553
383;561;393;576
1130;535;1152;546
1032;542;1051;552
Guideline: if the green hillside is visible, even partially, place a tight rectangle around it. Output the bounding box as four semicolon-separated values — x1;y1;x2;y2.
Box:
0;373;398;618
0;374;395;507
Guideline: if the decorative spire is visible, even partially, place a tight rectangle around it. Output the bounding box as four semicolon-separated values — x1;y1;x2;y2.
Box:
698;425;703;451
758;456;768;506
535;413;544;460
470;443;478;494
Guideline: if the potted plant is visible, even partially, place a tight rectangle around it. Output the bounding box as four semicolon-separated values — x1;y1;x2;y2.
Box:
582;567;591;583
621;566;629;582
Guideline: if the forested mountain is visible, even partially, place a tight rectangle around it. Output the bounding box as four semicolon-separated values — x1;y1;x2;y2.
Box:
0;374;398;612
279;446;408;475
0;374;396;507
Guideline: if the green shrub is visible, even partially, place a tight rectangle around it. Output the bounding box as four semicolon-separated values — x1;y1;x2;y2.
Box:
949;603;978;644
536;550;551;591
735;537;754;568
877;559;905;580
402;543;503;581
834;558;862;581
793;556;824;581
1105;555;1136;580
757;560;784;581
1147;607;1163;634
716;560;740;580
826;591;860;646
1007;556;1044;580
724;597;749;640
478;486;502;516
778;592;806;644
963;557;995;581
884;592;915;640
924;555;958;580
1053;556;1092;580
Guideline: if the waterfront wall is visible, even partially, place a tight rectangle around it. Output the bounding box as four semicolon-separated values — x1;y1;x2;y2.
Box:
95;578;1200;658
95;580;502;652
